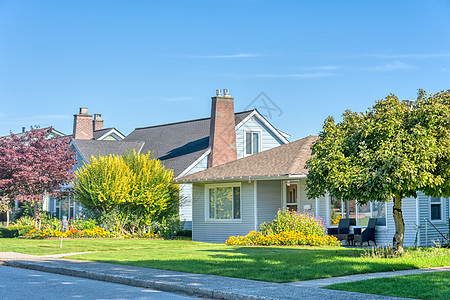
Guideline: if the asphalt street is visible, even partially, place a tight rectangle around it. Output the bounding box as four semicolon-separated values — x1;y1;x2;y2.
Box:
0;265;199;300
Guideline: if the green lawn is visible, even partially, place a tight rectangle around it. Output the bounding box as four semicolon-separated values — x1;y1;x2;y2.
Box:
326;272;450;300
1;238;449;283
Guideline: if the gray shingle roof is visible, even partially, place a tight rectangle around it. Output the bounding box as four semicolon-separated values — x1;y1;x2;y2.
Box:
93;128;114;140
175;135;318;183
124;110;254;177
73;140;145;161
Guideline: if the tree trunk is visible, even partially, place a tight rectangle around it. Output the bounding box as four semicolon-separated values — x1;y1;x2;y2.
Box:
392;194;405;254
6;211;9;227
33;202;42;230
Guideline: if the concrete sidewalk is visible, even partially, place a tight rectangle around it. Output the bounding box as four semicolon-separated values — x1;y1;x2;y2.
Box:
0;251;438;300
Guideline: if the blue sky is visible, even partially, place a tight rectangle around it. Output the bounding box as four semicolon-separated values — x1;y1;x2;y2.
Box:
1;0;450;140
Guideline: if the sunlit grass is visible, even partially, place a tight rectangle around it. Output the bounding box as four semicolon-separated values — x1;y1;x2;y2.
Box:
326;272;450;300
1;239;449;282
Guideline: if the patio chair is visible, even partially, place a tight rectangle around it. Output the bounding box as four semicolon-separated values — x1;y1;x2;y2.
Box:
329;218;353;245
354;218;377;246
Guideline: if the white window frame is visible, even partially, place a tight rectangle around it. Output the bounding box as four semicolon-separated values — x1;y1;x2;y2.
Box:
327;199;387;227
244;130;262;156
429;196;445;223
204;182;242;223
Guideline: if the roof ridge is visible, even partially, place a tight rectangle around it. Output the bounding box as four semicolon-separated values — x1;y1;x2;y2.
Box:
133;109;255;131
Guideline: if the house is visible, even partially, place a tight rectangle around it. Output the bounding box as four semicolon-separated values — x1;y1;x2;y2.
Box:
48;91;289;227
175;136;450;247
47;108;129;219
124;89;290;229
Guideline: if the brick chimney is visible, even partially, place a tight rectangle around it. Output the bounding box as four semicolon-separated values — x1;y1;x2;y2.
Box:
93;114;103;131
208;89;237;168
73;107;93;140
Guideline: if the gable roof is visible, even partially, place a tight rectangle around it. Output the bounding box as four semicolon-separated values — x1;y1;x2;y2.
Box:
124;110;254;177
93;127;125;140
72;140;145;162
175;135;318;183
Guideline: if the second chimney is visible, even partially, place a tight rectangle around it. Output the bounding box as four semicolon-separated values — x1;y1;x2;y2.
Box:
208;89;237;168
73;107;93;140
93;114;103;131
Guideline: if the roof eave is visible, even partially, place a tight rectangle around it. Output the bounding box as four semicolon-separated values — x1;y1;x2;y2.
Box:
174;174;307;184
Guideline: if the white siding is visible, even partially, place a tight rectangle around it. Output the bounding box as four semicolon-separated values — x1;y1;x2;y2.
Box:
256;180;282;226
179;155;208;230
418;192;449;247
192;181;255;243
236;116;284;159
298;179;316;213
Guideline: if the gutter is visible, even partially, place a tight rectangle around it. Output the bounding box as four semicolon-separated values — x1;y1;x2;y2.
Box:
174;174;307;184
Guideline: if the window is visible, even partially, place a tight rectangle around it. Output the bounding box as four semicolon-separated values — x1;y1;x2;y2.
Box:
245;131;260;155
430;197;443;221
329;198;386;226
54;199;61;219
208;185;241;220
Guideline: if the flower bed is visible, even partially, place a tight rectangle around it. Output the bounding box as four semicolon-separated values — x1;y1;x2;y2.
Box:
226;230;340;246
226;209;341;247
26;226;111;239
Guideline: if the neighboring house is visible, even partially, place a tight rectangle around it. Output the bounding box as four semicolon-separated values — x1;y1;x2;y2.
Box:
175;136;450;247
124;89;290;229
47;108;129;219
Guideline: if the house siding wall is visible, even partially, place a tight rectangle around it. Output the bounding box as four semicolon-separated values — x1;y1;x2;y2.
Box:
236;116;284;159
418;192;449;246
179;155;208;230
256;180;282;226
192;181;255;243
298;179;316;213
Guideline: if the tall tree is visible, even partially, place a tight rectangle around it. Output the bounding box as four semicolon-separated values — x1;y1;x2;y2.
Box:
306;90;450;253
0;127;76;228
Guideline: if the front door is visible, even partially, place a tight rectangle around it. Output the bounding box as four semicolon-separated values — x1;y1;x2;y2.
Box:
286;184;298;211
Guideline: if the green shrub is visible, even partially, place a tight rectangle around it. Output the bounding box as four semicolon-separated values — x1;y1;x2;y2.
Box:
226;210;340;247
73;151;180;235
259;209;328;236
155;215;184;240
0;225;34;238
13;216;35;227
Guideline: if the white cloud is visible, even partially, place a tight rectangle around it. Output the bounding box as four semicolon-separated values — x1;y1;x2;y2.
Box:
368;61;414;71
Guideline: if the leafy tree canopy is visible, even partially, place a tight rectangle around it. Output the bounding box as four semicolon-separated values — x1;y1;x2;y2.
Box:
0;127;76;228
306;90;450;252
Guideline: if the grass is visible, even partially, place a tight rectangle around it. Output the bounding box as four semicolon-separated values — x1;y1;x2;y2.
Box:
325;272;450;300
1;238;449;282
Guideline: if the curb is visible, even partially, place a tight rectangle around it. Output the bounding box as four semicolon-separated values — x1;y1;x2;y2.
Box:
3;260;267;300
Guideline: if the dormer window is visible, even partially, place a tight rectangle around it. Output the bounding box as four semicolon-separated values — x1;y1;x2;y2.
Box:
245;131;260;155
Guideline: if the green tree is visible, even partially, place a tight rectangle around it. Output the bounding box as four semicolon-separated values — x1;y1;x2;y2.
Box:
73;151;179;234
306;90;450;253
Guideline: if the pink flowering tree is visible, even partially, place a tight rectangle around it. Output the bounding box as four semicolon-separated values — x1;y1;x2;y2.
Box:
0;127;76;229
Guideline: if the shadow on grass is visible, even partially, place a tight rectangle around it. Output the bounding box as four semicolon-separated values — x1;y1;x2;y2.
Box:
81;246;420;282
